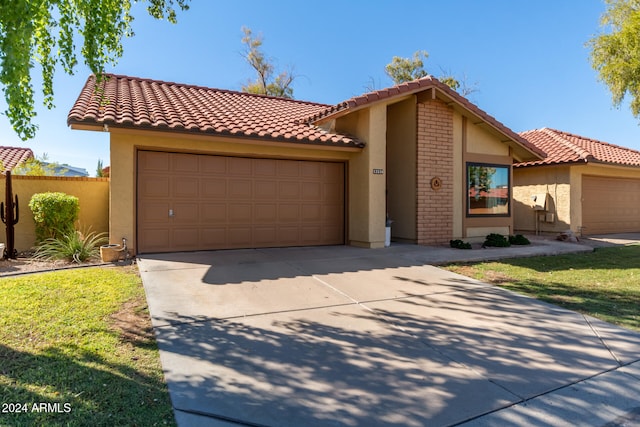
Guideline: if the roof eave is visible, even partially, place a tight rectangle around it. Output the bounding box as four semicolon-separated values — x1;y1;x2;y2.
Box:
68;119;365;152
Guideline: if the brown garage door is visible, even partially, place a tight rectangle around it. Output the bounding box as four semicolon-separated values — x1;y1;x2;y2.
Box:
582;175;640;235
137;151;345;253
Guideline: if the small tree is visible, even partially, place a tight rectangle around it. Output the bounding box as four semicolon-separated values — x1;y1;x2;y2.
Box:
240;26;295;98
12;154;65;176
96;159;105;177
29;192;79;241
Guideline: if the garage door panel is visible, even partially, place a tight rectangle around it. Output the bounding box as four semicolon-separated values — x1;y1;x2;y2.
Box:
173;153;199;172
255;204;277;222
173;203;198;222
228;227;252;246
300;226;321;243
279;182;300;198
229;157;252;175
138;151;345;252
228;204;252;222
229;180;252;198
140;176;170;197
277;160;300;177
140;151;170;171
173;177;198;198
301;182;321;200
279;204;300;221
139;228;170;252
201;228;226;246
171;228;200;250
254;159;277;176
201;204;226;222
200;155;227;174
301;204;321;221
254;227;277;243
254;181;277;199
583;175;640;234
140;202;170;222
201;179;226;198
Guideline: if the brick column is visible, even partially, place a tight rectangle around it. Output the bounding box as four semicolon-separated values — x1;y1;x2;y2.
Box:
416;99;454;245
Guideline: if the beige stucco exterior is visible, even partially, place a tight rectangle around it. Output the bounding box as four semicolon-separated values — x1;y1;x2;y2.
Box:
99;87;535;254
514;163;640;234
0;175;109;251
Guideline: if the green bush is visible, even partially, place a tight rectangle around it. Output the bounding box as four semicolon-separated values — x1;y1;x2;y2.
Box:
33;228;108;263
509;234;531;245
450;239;472;249
29;192;79;241
483;233;511;248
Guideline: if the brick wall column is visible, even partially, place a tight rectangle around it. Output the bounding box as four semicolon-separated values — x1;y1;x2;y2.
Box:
416;99;454;245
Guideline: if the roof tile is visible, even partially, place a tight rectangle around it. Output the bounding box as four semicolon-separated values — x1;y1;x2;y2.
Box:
0;146;34;171
68;74;364;149
516;128;640;167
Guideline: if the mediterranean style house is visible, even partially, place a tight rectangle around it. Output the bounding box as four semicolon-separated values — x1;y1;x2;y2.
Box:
68;74;542;254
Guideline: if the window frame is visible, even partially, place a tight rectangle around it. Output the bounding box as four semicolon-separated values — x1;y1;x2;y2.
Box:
466;162;511;217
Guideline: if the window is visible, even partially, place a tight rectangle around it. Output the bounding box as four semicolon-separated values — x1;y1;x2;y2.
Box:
467;163;510;216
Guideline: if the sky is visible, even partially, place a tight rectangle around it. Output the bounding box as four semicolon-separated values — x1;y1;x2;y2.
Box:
0;0;637;176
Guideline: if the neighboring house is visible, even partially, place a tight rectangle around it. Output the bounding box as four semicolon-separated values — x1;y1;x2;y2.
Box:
514;128;640;235
0;146;34;171
68;74;541;254
41;162;89;177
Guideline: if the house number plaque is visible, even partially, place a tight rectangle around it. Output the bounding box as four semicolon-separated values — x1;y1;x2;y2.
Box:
372;169;384;175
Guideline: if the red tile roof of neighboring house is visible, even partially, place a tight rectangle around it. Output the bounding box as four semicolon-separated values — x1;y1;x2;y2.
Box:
0;146;34;171
516;128;640;168
67;74;364;149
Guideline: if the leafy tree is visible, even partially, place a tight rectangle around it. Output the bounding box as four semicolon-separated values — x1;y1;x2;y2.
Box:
588;0;640;118
385;50;430;84
384;50;478;96
96;159;105;177
0;0;190;140
240;26;295;98
12;153;66;176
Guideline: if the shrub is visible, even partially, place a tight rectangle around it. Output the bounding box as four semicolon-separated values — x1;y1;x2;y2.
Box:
29;192;79;241
33;228;108;263
450;239;472;249
509;234;531;245
483;233;511;248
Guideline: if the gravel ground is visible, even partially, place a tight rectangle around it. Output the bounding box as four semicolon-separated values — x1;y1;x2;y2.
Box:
0;255;107;276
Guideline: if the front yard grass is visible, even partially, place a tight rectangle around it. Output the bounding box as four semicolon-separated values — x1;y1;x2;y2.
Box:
444;245;640;332
0;266;175;427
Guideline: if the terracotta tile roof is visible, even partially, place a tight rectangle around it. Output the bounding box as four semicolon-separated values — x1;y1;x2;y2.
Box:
516;128;640;168
0;146;34;171
68;74;364;149
304;75;544;162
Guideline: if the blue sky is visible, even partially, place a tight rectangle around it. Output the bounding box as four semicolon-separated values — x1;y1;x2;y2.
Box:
1;0;637;175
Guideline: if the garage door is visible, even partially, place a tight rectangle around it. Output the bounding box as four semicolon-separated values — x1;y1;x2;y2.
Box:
137;151;345;253
582;175;640;234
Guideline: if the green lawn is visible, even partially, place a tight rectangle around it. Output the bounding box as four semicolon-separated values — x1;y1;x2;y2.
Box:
444;245;640;331
0;267;175;427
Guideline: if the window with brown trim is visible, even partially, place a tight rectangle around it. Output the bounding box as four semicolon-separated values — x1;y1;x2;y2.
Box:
467;163;510;216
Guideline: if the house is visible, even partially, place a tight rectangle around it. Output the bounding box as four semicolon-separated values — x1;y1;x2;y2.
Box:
41;162;90;177
514;128;640;235
0;146;34;171
67;74;542;254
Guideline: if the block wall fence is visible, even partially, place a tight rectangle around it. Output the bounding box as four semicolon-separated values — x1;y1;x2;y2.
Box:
0;175;109;252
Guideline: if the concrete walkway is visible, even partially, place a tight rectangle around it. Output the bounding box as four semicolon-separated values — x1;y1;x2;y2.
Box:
138;236;640;426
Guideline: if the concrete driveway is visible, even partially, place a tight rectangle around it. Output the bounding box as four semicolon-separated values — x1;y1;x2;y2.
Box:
138;244;640;427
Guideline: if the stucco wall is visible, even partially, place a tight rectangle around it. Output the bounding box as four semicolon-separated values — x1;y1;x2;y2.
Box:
0;175;109;251
110;130;356;253
386;98;416;241
513;165;571;233
335;105;387;248
514;163;640;234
